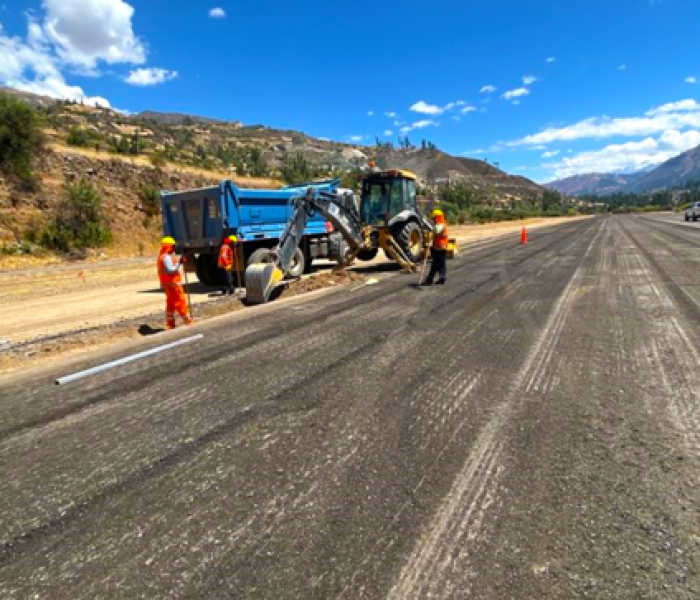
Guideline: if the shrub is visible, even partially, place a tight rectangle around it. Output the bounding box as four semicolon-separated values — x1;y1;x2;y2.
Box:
0;94;43;189
40;178;112;251
149;151;167;169
66;126;91;147
139;183;161;218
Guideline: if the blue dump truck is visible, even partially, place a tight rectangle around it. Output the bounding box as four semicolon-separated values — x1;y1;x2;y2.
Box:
160;179;347;286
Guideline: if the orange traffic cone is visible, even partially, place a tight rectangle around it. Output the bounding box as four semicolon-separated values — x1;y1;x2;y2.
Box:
521;226;528;245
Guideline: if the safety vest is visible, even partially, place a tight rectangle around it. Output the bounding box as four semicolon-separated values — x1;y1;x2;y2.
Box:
218;244;233;268
433;220;449;250
157;251;181;286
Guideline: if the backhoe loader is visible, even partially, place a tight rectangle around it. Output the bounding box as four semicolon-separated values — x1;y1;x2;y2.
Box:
245;169;451;304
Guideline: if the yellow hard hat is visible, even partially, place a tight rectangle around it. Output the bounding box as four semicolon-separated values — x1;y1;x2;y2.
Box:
161;236;176;245
431;209;444;219
227;235;238;244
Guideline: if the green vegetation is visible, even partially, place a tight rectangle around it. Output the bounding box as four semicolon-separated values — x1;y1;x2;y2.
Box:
39;178;112;252
436;185;576;224
139;183;161;219
0;94;43;189
280;153;324;184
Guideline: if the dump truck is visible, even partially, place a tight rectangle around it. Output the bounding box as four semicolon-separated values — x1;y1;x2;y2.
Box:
160;179;353;286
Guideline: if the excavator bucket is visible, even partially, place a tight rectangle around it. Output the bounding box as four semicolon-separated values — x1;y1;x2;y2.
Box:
245;263;284;304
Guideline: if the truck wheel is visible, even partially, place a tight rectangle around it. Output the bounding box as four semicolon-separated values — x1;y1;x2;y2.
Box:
287;248;306;278
247;248;274;266
394;221;424;263
357;248;379;262
685;214;690;221
195;254;217;286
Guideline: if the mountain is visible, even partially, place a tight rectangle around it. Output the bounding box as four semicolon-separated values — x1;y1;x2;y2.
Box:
544;172;645;196
378;148;543;200
626;144;700;193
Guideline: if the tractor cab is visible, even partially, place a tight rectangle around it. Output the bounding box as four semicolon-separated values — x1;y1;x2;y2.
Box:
360;170;419;227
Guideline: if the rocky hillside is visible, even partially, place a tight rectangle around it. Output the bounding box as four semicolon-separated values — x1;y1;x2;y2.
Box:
0;86;548;253
377;148;544;201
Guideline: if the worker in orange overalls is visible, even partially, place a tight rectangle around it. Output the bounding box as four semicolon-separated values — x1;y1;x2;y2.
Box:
218;235;238;295
422;209;449;286
157;236;193;329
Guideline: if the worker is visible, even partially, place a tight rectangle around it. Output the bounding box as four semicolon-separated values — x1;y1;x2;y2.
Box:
422;209;449;286
218;235;238;295
157;236;193;329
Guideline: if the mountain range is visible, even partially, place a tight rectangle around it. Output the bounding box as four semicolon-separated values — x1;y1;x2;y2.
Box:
546;145;700;196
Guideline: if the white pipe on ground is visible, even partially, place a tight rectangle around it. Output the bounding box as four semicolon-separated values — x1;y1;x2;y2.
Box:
55;334;204;385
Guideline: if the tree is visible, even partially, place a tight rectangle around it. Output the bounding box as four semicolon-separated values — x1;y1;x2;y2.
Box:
0;94;43;189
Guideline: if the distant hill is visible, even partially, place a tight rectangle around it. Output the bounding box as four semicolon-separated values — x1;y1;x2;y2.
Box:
544;172;645;196
626;144;700;193
378;148;544;200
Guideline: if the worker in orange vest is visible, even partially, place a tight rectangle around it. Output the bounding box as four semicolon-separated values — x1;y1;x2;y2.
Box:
157;236;193;329
422;209;449;286
218;235;238;295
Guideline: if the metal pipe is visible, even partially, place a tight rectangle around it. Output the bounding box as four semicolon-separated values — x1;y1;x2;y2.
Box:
55;334;204;385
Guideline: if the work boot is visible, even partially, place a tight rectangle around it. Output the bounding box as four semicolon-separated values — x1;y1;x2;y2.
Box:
436;279;447;285
184;317;194;326
421;280;433;287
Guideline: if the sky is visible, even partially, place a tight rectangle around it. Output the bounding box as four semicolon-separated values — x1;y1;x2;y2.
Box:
1;0;700;183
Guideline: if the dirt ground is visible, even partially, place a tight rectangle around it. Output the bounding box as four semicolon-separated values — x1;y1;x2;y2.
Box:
2;216;588;373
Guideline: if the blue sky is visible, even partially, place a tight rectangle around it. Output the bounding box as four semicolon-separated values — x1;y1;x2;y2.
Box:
1;0;700;182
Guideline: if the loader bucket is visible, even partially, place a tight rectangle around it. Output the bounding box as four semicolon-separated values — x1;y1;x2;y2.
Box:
245;263;284;304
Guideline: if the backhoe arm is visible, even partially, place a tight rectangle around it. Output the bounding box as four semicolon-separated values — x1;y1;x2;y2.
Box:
245;187;365;304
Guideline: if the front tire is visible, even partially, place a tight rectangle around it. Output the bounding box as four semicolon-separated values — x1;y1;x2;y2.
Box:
685;214;690;221
394;221;424;263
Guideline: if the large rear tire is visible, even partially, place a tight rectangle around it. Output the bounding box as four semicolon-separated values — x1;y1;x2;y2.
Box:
394;221;424;263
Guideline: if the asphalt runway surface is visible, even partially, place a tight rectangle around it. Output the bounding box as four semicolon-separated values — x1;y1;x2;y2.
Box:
2;214;700;599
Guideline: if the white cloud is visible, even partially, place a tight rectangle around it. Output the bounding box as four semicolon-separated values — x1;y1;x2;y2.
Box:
546;129;700;178
512;99;521;106
522;75;537;85
646;99;700;116
512;99;700;146
126;67;178;86
400;119;438;133
0;12;115;105
383;129;393;136
384;111;396;118
686;76;697;84
480;85;496;94
410;100;445;115
42;0;145;71
542;150;560;158
502;87;530;100
367;110;374;116
209;8;226;18
547;57;556;63
461;106;477;115
618;64;627;71
347;135;365;142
